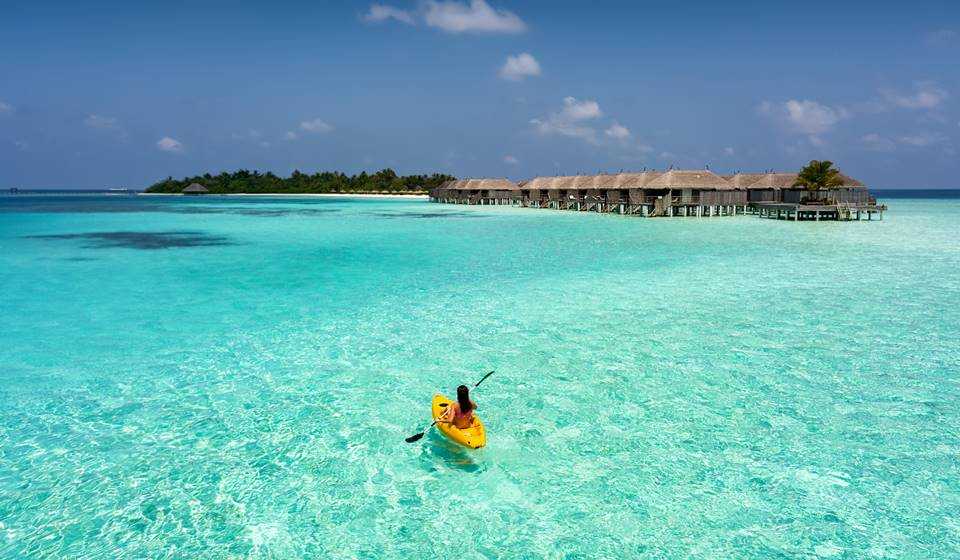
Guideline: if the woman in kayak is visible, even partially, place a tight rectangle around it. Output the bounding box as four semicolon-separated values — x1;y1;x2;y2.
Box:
440;385;478;429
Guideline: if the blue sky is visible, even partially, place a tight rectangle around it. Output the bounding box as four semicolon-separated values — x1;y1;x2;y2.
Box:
1;0;958;188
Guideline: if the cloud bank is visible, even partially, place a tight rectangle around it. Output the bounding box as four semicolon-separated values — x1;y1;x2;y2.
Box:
882;82;948;110
362;0;526;34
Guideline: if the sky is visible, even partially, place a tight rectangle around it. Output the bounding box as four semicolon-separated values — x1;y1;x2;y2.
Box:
1;0;958;188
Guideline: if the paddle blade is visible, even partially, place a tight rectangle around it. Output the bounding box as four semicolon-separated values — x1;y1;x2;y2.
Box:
474;370;495;388
405;432;426;443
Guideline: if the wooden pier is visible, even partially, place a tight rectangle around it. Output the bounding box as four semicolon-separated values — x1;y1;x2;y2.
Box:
755;202;886;221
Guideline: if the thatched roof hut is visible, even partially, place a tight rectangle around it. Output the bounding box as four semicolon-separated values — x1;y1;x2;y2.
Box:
645;170;732;190
521;172;665;190
182;183;209;195
443;178;519;191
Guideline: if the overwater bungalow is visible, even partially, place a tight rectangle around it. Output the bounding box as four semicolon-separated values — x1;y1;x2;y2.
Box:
740;172;796;203
432;178;519;205
643;169;745;216
430;168;884;221
522;172;664;213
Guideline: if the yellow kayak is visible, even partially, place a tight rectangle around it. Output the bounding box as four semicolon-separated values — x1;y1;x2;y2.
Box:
432;394;486;449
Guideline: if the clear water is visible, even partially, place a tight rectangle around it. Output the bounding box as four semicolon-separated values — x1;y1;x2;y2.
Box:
1;194;958;559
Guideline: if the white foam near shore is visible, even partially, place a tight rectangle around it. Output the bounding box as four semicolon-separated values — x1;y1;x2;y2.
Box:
138;192;429;199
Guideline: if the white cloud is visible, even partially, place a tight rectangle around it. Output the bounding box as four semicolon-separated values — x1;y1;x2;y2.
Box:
559;97;601;121
861;133;896;152
530;118;597;142
883;82;948;110
84;114;119;129
722;146;735;156
499;52;541;81
759;99;849;142
424;0;526;34
284;131;299;141
604;122;630;140
0;100;12;115
14;140;28;150
156;137;183;153
531;98;654;155
863;131;949;151
300;118;334;133
783;100;847;135
363;4;415;25
503;155;519;164
898;132;947;147
531;97;603;143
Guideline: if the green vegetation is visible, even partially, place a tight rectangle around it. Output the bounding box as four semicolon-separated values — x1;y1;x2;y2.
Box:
145;169;455;194
793;160;844;191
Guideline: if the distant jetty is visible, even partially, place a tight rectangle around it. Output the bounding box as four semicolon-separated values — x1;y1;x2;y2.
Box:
429;170;886;221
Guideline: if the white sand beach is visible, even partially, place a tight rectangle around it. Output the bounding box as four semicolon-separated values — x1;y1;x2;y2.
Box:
139;192;429;199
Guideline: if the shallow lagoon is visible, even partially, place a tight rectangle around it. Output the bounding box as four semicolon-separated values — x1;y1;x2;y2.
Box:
1;194;958;558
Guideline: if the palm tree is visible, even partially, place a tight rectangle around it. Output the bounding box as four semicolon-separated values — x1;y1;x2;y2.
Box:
793;160;844;191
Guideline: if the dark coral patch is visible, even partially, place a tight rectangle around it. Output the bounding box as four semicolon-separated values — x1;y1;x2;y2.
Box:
26;231;233;250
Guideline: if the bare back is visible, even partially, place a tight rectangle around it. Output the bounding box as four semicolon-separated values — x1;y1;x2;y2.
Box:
446;401;477;429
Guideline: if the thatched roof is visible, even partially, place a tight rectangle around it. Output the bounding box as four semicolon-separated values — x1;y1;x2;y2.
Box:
726;173;764;189
441;178;519;191
612;171;663;188
182;183;209;193
440;169;866;193
836;172;865;187
645;170;732;190
748;173;798;189
573;175;602;189
521;176;567;190
521;172;665;190
721;170;866;189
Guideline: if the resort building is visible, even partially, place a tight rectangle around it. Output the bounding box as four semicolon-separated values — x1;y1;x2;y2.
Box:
182;183;210;195
430;169;884;221
433;178;520;205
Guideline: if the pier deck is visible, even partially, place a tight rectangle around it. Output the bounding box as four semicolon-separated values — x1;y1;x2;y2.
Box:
755;202;886;221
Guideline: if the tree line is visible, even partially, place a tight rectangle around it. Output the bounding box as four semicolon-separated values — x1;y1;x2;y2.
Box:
145;169;455;194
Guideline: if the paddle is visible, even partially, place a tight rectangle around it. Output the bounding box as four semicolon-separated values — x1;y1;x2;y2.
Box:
404;370;494;443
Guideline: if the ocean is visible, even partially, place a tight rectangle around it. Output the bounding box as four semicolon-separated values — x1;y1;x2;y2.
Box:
1;192;958;558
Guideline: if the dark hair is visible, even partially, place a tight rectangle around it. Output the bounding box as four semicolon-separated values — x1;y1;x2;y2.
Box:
456;385;473;413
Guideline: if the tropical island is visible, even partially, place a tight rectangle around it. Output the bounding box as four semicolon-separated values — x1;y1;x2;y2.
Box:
145;168;455;195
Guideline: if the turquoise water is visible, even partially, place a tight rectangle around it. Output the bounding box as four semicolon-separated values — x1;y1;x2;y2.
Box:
1;194;958;559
